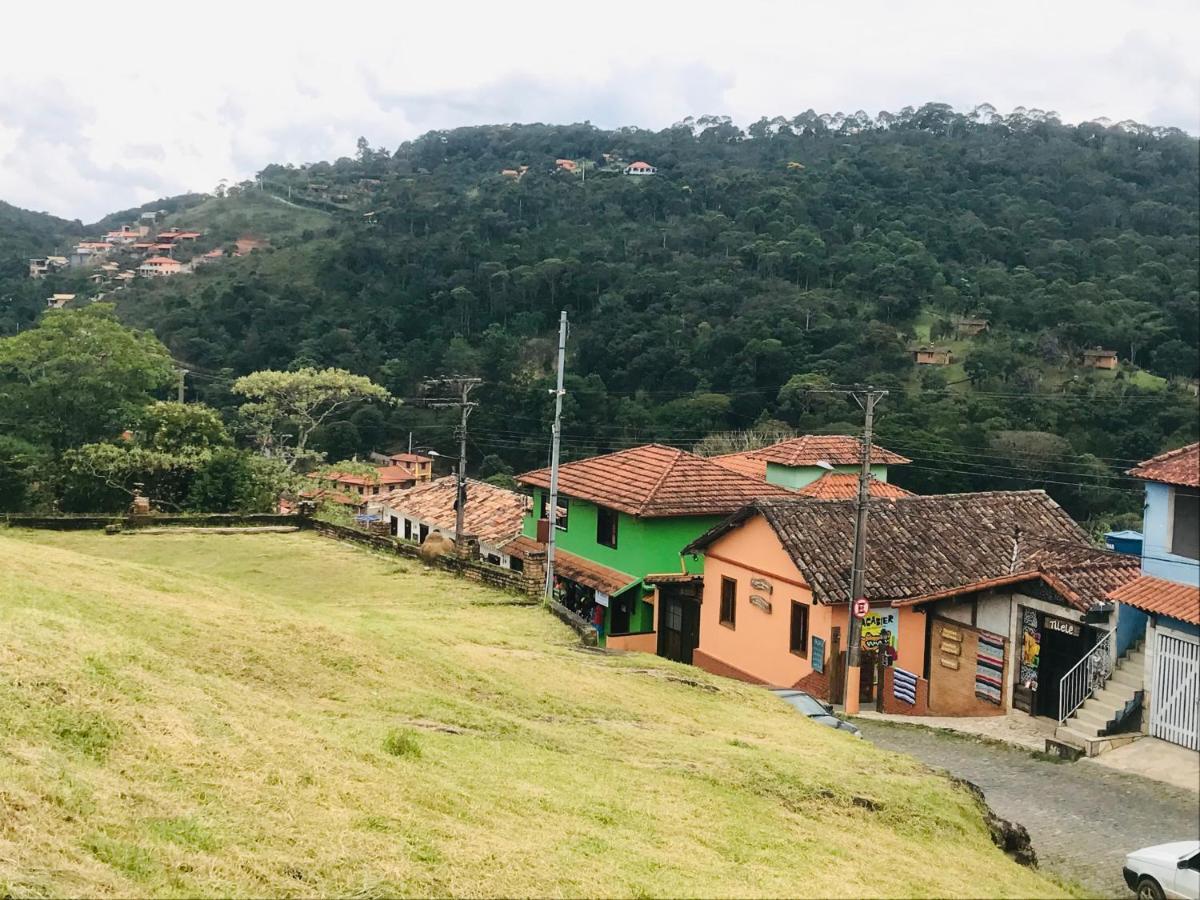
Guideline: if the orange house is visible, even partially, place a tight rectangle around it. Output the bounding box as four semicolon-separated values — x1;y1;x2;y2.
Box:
913;345;952;366
680;491;1118;713
1081;348;1118;370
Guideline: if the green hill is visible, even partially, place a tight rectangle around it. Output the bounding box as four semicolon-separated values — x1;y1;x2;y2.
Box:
0;528;1063;898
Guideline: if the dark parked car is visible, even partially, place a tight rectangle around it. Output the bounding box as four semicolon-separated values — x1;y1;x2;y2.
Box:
771;689;862;737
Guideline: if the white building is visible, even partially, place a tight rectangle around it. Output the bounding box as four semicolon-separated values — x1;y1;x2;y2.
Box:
623;161;657;176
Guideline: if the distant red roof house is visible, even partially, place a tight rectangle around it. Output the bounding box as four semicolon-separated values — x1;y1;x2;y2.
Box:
623;161;657;176
517;443;792;518
1126;443;1199;488
138;257;184;276
311;466;420;498
555;158;578;172
379;476;529;558
235;236;267;256
795;472;915;500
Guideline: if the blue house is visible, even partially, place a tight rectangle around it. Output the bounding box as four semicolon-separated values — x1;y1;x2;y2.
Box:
1109;443;1200;752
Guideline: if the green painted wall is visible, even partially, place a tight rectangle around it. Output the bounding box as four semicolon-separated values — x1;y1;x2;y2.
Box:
523;489;718;578
765;462;889;488
523;489;720;641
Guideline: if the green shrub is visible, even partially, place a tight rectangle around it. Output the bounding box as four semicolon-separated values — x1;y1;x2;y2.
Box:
381;728;422;759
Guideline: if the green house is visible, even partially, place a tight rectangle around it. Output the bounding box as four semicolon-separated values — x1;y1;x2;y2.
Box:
516;444;792;644
710;435;910;490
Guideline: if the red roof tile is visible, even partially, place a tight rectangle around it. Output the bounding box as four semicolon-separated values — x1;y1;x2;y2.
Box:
714;435;909;473
686;491;1113;607
517;444;793;518
1127;443;1199;488
1108;574;1200;625
315;466;418;488
502;536;636;595
378;476;528;548
795;473;915;500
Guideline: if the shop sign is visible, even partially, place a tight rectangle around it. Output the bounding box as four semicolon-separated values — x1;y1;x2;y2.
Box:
749;594;772;613
811;636;825;673
1043;614;1081;637
861;607;900;656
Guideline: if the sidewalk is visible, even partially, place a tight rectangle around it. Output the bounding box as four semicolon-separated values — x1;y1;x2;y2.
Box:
1083;736;1200;794
852;709;1200;793
852;709;1055;752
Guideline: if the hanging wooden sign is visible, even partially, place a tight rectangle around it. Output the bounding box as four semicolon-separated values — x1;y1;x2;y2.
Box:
1043;615;1081;637
749;594;772;613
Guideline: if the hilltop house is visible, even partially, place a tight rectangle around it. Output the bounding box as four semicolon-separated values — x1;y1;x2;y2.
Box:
1081;348;1118;370
513;445;792;647
46;293;76;309
954;317;990;338
711;435;911;491
913;345;953;366
681;493;1139;728
1107;443;1199;752
138;257;184;277
555;158;577;172
623;161;657;176
379;476;529;569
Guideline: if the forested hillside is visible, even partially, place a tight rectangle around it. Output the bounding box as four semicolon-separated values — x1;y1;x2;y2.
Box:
4;105;1198;526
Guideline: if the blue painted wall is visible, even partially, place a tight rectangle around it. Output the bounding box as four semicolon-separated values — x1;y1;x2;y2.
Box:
1141;482;1200;587
1116;604;1148;656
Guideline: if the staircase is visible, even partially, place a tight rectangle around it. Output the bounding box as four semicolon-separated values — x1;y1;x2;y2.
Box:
1054;640;1145;757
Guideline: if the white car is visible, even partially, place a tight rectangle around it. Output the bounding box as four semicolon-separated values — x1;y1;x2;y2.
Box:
1124;841;1200;899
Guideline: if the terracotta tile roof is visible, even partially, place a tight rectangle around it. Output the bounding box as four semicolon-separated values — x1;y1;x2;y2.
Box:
141;256;179;265
1108;574;1200;625
713;435;910;473
709;452;768;479
795;473;915;500
502;536;637;595
1127;443;1199;488
388;452;433;464
378;476;528;548
686;491;1101;607
517;444;793;518
317;466;417;488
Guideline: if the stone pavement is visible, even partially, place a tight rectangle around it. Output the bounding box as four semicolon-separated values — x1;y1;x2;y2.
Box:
855;719;1200;898
1085;736;1200;794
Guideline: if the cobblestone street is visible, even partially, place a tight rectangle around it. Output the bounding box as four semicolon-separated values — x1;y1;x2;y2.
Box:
856;720;1200;898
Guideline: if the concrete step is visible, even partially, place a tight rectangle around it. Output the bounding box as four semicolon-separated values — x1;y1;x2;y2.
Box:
1118;658;1145;678
1110;667;1145;690
1093;685;1137;708
1124;649;1146;667
1055;725;1098;747
1073;707;1113;731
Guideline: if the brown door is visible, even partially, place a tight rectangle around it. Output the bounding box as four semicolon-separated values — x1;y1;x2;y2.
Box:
859;650;878;703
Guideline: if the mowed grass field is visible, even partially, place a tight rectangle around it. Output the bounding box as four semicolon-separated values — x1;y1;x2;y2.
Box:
0;530;1066;898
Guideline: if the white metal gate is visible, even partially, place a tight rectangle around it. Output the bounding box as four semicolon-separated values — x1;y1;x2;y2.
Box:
1151;630;1200;751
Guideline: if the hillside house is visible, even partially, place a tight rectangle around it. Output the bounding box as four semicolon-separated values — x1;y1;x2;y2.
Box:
555;159;578;172
235;236;267;256
28;258;49;278
379;476;529;568
138;256;184;277
1081;348;1118;370
682;492;1138;726
384;452;434;483
711;435;910;491
913;345;953;366
513;444;792;647
1109;443;1200;752
46;293;76;309
955;317;990;337
623;161;657;176
311;465;423;501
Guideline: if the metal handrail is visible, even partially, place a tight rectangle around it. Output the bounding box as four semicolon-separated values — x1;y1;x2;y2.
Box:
1058;627;1115;725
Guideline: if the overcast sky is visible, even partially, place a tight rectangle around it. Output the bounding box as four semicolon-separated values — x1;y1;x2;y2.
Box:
3;0;1197;222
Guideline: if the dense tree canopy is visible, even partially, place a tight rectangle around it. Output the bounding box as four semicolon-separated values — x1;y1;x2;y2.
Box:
2;105;1197;525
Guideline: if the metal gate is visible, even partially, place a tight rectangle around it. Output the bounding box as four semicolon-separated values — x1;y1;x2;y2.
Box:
1151;630;1200;751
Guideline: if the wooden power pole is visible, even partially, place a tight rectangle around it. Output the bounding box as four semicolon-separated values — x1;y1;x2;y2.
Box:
843;387;886;716
544;310;568;600
420;376;481;550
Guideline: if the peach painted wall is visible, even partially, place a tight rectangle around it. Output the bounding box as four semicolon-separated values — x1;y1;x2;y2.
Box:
696;514;928;687
697;514;820;687
607;632;658;653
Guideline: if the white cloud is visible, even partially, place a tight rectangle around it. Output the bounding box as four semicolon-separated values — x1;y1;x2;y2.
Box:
2;0;1196;221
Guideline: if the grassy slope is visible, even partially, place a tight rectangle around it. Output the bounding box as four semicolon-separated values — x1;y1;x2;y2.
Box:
162;192;332;241
0;530;1063;898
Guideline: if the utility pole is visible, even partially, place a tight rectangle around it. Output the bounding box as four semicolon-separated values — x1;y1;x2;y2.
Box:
843;387;887;716
420;376;481;550
544;310;568;600
176;368;187;404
